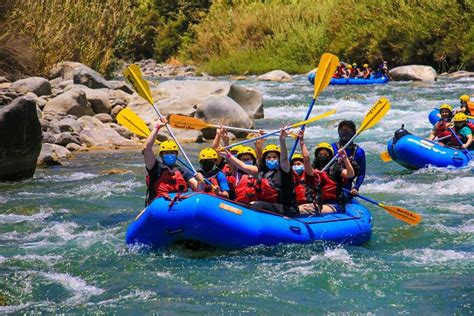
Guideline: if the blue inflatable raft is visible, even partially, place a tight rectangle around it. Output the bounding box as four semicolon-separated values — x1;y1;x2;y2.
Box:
387;127;473;170
428;108;474;126
126;193;372;250
308;73;389;85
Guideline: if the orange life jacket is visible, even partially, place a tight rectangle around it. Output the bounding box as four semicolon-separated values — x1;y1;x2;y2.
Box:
466;101;474;115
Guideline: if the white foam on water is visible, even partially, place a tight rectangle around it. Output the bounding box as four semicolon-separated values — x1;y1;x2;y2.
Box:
397;248;474;265
87;289;156;308
0;255;6;263
25;222;79;241
0;303;32;314
431;219;474;234
364;177;474;196
433;203;474;215
0;208;52;224
11;254;63;264
322;247;354;265
41;272;104;304
40;172;98;182
264;93;300;101
73;179;142;198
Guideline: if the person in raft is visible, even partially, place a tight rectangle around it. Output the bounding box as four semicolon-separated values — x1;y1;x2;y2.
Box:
457;95;473;116
194;148;230;198
428;104;453;145
219;127;297;216
143;118;198;205
447;113;474;150
297;135;355;215
331;120;365;197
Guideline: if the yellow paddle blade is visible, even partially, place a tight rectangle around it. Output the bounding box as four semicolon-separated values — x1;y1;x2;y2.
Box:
379;203;422;225
123;64;154;105
168;114;210;130
313;53;339;99
357;97;390;133
290;109;337;129
380;150;392;162
116;108;151;138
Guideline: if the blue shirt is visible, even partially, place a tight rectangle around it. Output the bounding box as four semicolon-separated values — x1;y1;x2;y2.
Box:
215;171;230;192
331;142;366;190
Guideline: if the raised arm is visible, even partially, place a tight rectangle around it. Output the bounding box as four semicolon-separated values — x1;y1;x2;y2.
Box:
299;130;314;176
279;126;291;173
144;118;167;170
339;149;355;179
219;149;259;177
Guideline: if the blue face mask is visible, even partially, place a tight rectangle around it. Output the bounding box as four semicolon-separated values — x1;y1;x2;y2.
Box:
162;153;177;167
244;160;254;165
266;159;279;170
292;165;304;175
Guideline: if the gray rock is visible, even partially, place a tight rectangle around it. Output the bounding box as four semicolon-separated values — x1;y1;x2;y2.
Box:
160;128;204;143
73;64;112;89
39;119;49;131
449;71;474;80
43;89;94;117
49;61;84;80
42;131;56;143
228;85;263;119
257;70;293;82
11;77;51;96
107;80;134;94
196;96;253;138
65;143;83;151
79;127;136;148
94;113;113;123
111;105;124;119
0;96;43;180
77;115;104;129
106;122;133;139
49;117;83;134
389;65;437;81
0;76;9;83
55;132;81;146
42;110;67;122
37;143;71;166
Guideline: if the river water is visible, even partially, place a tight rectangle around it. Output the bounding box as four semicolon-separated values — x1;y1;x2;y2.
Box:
1;75;473;314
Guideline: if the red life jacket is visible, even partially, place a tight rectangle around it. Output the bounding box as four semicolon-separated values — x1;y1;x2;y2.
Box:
449;122;474;146
314;170;338;201
293;171;311;205
235;173;278;204
434;120;451;139
197;169;220;196
146;167;188;204
222;163;236;195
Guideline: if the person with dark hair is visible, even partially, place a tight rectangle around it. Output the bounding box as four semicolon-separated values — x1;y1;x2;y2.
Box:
331;120;366;197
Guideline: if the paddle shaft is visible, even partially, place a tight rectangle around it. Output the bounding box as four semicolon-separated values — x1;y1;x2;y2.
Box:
289;98;315;160
448;127;472;160
342;188;378;205
320;132;359;172
176;157;214;187
207;124;259;133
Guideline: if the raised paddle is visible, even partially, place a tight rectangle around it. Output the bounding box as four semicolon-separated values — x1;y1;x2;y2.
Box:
115;107;216;187
321;97;390;172
168;114;260;133
221;109;337;150
343;189;422;225
123;64;198;175
288;53;339;161
448;126;473;160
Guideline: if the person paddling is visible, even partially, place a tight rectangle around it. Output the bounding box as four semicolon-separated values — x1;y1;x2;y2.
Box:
428;104;453;145
457;95;473;116
448;113;474;150
143;118;198;205
331;120;366;197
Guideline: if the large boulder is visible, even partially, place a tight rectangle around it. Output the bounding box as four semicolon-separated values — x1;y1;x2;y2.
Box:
43;89;94;117
67;86;112;114
11;77;51;96
449;71;474;80
73;64;112;89
49;117;83;134
228;85;263;119
79;127;137;148
389;65;437;81
257;70;293;82
127;80;264;124
196;96;253;138
0;96;43;181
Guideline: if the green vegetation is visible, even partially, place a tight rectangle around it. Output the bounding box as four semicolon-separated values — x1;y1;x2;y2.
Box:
0;0;472;78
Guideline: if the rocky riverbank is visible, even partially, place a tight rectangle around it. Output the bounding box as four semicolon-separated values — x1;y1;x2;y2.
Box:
0;61;263;181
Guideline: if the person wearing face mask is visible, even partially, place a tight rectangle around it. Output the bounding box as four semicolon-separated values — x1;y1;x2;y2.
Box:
331;120;365;197
143;118;198;205
428;104;453;145
195;148;230;198
291;153;310;205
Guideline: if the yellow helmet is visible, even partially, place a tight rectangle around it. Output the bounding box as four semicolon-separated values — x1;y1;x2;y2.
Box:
314;142;334;156
159;140;178;153
199;148;218;161
291;153;304;162
460;95;470;102
229;144;244;154
237;146;257;160
439;104;453;112
352;63;357;67
262;144;281;157
453;113;467;122
363;63;369;68
346;65;353;69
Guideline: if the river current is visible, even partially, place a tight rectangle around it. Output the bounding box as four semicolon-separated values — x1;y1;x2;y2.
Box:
1;75;473;314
